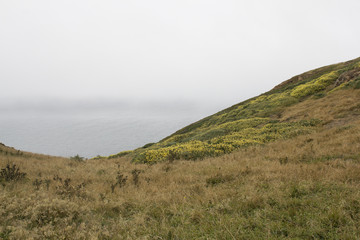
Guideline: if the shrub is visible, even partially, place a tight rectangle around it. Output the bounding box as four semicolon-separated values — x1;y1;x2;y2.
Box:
142;143;155;149
70;154;84;162
354;77;360;89
33;178;42;190
279;157;289;165
131;169;142;186
290;71;339;98
111;172;128;193
53;175;86;199
0;164;26;182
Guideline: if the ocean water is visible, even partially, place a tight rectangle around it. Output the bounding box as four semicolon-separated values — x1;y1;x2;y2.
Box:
0;110;208;158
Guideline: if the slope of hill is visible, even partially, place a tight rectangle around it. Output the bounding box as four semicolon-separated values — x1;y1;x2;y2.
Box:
1;57;360;239
0;143;56;160
112;57;360;163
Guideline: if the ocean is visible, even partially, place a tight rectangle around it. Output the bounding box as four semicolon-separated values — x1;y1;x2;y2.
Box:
0;109;209;158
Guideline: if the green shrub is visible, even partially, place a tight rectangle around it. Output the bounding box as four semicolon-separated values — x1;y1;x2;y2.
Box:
291;71;339;98
142;143;155;149
70;154;85;162
354;77;360;89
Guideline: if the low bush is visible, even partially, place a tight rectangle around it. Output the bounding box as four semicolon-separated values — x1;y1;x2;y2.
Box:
53;175;87;199
0;164;26;182
70;154;85;162
290;71;339;98
111;172;128;193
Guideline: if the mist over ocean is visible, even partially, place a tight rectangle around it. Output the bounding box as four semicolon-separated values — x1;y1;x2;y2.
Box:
0;100;219;158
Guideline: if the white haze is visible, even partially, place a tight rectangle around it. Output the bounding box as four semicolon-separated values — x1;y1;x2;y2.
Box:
1;0;360;108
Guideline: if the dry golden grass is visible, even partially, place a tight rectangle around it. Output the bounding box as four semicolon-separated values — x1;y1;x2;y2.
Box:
281;88;360;124
1;89;360;239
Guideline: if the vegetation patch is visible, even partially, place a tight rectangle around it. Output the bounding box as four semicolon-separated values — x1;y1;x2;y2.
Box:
290;71;339;98
0;164;27;182
70;154;85;162
133;119;320;163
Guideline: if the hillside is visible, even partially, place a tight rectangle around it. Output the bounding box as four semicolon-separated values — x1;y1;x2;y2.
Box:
111;57;360;163
1;57;360;239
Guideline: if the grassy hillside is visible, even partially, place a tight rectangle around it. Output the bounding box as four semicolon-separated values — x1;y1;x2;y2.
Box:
1;57;360;239
112;57;360;163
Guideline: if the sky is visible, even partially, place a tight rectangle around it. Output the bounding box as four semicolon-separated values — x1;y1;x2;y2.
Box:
1;0;360;114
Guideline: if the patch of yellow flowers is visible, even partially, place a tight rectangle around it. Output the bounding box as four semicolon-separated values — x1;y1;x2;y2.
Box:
135;120;318;163
290;71;339;98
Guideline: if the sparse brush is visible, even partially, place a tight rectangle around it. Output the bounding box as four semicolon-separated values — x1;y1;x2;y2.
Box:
0;163;26;182
44;179;51;190
111;172;128;193
131;169;141;186
70;154;85;162
116;172;127;188
279;157;289;165
33;178;42;190
53;176;87;198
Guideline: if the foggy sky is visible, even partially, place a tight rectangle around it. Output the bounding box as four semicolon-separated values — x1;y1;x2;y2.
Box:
1;0;360;111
